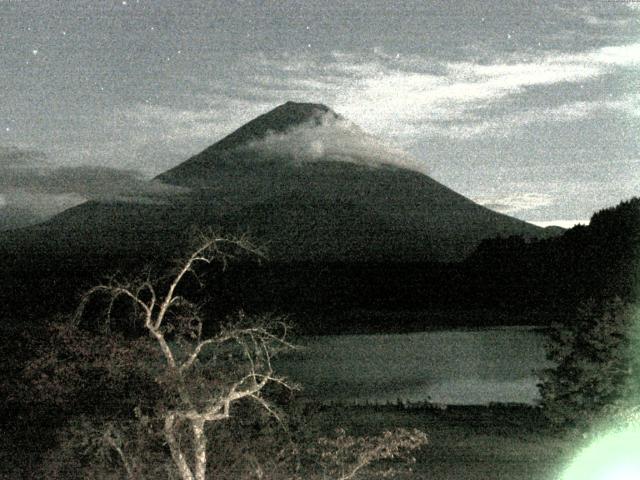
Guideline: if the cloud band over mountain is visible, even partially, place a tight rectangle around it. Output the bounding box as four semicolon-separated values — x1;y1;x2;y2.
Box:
0;146;188;229
239;112;428;174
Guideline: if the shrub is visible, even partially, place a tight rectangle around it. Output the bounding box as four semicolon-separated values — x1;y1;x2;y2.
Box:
539;297;640;430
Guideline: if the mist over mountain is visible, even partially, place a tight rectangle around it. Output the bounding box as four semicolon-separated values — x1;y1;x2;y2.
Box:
159;101;426;185
0;146;188;231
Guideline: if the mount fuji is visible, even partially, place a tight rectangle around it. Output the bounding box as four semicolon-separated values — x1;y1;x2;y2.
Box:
1;101;550;267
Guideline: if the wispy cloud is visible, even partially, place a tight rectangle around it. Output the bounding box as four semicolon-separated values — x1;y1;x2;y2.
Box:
125;99;272;145
328;42;640;140
0;191;83;230
473;193;556;214
240;111;427;173
0;146;188;229
435;96;640;139
0;146;48;167
124;41;640;150
0;157;187;202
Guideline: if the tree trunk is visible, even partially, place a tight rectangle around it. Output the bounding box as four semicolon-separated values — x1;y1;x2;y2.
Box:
164;414;195;480
192;418;207;480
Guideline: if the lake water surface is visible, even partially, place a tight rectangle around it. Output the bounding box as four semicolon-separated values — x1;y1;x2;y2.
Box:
275;327;552;405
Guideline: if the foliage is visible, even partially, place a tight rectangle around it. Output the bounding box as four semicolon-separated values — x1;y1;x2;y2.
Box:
38;409;428;480
466;197;640;314
539;297;640;430
21;321;161;413
37;412;168;480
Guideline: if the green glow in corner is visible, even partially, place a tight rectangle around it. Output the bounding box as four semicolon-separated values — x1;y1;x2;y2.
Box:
561;428;640;480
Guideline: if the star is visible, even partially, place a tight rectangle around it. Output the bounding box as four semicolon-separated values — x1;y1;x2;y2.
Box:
32;49;38;55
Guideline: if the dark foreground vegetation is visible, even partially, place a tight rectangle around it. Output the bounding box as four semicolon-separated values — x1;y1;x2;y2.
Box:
2;235;430;480
1;400;580;480
1;198;639;478
309;403;575;480
1;380;635;480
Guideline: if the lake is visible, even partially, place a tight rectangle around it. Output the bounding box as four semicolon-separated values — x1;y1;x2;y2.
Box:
275;327;552;405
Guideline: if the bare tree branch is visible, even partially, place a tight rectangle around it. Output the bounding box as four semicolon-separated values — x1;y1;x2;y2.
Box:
74;232;293;480
102;427;137;480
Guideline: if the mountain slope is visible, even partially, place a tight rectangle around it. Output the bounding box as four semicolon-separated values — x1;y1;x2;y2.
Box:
154;101;546;261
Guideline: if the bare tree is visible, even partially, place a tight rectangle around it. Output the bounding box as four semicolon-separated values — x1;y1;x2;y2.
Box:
75;233;296;480
310;428;428;480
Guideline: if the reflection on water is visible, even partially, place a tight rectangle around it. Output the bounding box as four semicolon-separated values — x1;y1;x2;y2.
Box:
274;327;552;405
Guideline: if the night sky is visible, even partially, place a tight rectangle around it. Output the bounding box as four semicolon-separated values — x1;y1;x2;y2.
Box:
1;1;638;229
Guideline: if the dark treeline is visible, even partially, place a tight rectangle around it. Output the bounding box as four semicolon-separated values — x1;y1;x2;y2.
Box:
128;197;640;330
1;198;638;333
464;197;640;312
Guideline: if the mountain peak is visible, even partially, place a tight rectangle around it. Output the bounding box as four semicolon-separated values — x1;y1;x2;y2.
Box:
211;101;339;152
158;101;429;185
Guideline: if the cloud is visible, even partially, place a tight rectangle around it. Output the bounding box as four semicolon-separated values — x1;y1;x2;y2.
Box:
0;146;188;230
0;158;187;203
32;166;187;202
561;3;639;27
605;92;640;117
124;98;273;147
436;98;638;139
474;193;556;214
97;37;640;187
0;204;47;231
113;38;640;170
226;41;640;142
238;111;428;174
332;43;639;140
0;146;48;167
0;191;83;230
